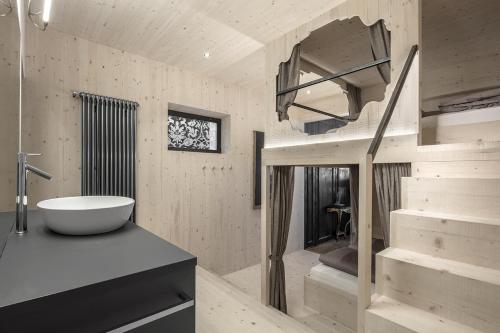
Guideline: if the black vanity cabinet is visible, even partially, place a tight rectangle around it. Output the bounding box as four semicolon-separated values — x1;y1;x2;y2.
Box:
0;212;196;333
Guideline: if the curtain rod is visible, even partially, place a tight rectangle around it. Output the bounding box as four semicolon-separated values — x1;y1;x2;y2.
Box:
72;91;140;107
276;57;391;96
292;103;350;123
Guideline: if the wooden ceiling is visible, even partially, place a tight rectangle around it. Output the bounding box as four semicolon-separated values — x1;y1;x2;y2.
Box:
46;0;346;87
421;0;500;109
295;71;344;106
421;0;500;112
422;0;500;72
291;16;388;123
290;71;348;123
301;16;385;88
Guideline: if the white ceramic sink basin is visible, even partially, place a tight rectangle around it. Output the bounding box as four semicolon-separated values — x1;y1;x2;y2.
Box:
37;196;135;235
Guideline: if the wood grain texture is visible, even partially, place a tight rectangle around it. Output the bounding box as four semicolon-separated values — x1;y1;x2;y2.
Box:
402;177;500;219
260;2;421;324
45;0;346;88
263;134;419;167
197;266;318;333
225;250;355;333
0;14;19;212
262;135;500;170
376;248;500;332
422;120;500;145
412;160;500;178
304;274;358;330
17;23;268;275
357;154;373;332
421;0;500;107
368;141;500;332
263;0;420;149
366;295;482;333
391;209;500;270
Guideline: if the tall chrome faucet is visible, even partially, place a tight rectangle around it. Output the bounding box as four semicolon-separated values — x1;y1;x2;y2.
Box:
16;152;52;234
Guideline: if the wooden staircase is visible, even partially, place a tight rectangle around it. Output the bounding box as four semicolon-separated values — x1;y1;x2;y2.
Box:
365;143;500;333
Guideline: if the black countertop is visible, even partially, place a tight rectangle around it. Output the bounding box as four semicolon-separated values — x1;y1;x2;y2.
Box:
0;211;196;309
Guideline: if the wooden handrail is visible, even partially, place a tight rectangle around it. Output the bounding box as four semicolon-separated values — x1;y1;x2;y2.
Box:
358;45;418;333
367;45;419;158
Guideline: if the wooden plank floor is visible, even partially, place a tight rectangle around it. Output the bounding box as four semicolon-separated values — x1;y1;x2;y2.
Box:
223;250;354;333
196;266;316;333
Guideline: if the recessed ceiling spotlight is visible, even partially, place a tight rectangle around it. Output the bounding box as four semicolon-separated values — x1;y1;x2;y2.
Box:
203;51;211;59
306;90;311;95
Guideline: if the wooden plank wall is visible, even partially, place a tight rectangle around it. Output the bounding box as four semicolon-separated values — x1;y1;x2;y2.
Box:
421;0;500;107
423;120;500;145
260;0;421;329
263;0;420;149
14;23;267;275
0;14;20;212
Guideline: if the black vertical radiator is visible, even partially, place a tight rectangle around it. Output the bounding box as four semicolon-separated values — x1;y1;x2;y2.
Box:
73;91;138;222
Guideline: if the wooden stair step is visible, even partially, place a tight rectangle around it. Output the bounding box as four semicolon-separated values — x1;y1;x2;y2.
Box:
376;248;500;332
390;209;500;269
365;295;482;333
416;141;500;153
415;141;500;162
402;177;500;218
412;160;500;178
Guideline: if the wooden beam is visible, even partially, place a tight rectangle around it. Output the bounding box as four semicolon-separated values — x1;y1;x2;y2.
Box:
357;154;373;333
417;0;423;147
262;134;419;167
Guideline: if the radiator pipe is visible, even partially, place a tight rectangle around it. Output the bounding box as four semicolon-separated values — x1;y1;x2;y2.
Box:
73;91;138;222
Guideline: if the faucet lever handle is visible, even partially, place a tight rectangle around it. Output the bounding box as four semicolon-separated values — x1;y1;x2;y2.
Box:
26;153;42;156
26;164;52;180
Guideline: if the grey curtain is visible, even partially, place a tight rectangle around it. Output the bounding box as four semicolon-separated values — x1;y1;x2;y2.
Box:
346;83;362;119
374;163;411;247
349;165;359;246
269;166;295;313
369;19;391;84
276;44;301;122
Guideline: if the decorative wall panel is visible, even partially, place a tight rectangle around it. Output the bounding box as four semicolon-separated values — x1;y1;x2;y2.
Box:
168;111;221;153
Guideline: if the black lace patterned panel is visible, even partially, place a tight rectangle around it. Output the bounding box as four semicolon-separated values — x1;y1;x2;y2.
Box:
168;110;221;153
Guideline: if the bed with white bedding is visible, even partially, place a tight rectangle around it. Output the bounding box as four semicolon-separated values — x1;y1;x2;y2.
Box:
310;263;375;295
304;263;375;331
